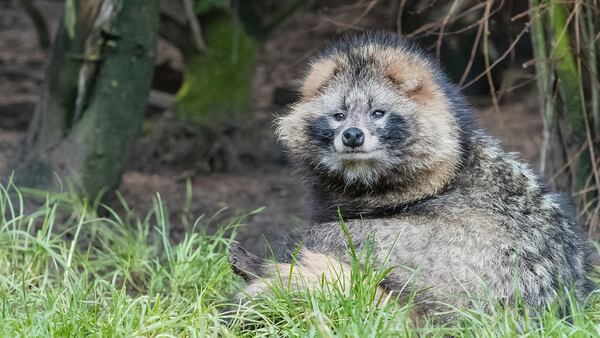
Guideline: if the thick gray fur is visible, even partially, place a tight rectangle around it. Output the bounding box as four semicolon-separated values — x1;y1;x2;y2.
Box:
230;32;595;315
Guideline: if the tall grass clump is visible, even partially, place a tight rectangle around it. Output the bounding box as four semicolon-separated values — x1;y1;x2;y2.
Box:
0;181;598;336
0;181;240;336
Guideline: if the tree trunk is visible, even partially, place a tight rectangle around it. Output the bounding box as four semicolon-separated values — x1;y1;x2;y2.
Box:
12;0;160;200
548;1;592;203
529;0;599;227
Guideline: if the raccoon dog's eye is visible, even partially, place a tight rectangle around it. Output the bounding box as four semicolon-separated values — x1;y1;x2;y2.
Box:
333;113;346;121
372;110;386;119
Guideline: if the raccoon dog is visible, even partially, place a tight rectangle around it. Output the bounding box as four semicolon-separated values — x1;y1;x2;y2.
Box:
229;32;595;317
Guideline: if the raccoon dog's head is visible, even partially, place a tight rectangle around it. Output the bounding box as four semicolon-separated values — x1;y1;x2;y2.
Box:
277;32;470;190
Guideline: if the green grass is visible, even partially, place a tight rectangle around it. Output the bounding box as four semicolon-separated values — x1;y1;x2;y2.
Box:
0;181;599;337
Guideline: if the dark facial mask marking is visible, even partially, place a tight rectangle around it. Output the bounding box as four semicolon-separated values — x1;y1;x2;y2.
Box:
307;116;335;146
377;114;409;148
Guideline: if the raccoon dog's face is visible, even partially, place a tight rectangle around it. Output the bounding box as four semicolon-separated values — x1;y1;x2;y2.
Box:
277;39;463;188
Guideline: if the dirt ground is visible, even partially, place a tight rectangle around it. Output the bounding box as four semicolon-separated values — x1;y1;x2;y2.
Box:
0;1;543;255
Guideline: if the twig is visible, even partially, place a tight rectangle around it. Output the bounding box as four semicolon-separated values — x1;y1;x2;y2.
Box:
348;0;379;28
460;18;533;90
583;0;599;131
496;76;538;97
436;0;463;60
395;0;407;34
482;0;500;113
149;90;176;110
458;8;485;86
550;141;588;183
406;2;488;39
320;15;364;31
182;0;205;51
264;0;309;33
18;0;50;49
529;0;554;173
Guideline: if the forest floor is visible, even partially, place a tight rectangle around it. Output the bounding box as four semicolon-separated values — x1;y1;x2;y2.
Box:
0;1;543;256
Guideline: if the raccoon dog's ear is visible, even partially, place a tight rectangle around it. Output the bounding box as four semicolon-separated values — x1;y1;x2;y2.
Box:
301;58;339;99
384;56;434;106
229;244;264;282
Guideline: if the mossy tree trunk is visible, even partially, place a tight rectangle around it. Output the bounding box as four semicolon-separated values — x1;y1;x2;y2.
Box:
175;0;308;126
176;13;255;125
12;0;160;199
530;0;599;220
548;1;591;198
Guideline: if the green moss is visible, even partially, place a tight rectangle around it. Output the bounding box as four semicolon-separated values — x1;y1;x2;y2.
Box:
176;15;255;125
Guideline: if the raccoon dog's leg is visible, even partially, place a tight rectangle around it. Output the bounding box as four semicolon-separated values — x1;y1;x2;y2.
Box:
229;244;383;300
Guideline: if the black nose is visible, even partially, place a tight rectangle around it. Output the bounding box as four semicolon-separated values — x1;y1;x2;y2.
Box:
342;127;365;148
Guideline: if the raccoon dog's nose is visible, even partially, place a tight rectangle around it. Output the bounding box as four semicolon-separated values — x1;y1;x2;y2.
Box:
342;127;365;148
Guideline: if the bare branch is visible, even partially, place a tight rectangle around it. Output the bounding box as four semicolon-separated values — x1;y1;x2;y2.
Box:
182;0;205;51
